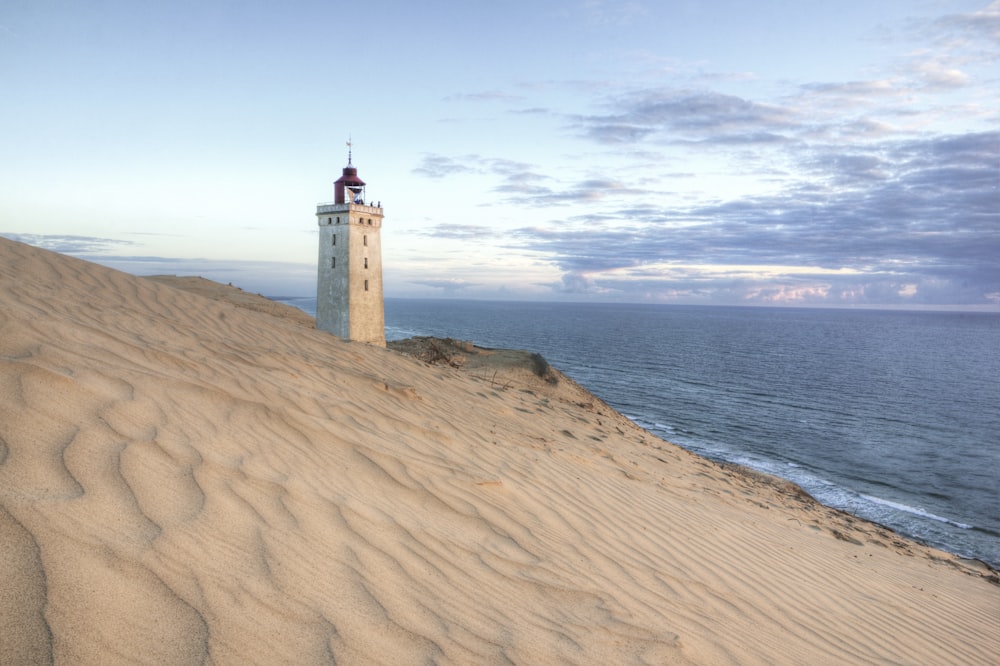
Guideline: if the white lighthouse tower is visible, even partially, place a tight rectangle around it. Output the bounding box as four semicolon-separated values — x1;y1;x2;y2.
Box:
315;144;385;346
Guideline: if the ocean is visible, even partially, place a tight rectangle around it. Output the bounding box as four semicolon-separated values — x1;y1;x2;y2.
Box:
279;297;1000;567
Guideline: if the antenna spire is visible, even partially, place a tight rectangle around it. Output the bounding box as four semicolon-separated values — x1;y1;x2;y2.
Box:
346;136;353;166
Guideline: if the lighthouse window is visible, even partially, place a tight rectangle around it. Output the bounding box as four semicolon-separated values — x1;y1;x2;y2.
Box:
364;235;368;246
364;279;369;291
331;257;336;268
332;235;336;246
364;258;368;268
327;217;332;225
336;216;341;224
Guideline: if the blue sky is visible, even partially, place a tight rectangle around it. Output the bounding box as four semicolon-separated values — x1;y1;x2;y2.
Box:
2;0;998;308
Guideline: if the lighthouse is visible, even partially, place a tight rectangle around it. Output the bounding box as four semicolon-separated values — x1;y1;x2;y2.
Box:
315;144;385;346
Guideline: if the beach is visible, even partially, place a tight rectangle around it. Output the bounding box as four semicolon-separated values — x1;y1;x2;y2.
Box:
1;235;997;664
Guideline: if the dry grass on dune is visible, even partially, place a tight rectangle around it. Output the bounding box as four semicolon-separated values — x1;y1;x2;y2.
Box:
1;236;997;665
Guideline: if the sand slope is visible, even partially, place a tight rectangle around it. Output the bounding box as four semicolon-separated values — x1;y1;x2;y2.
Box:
0;236;997;665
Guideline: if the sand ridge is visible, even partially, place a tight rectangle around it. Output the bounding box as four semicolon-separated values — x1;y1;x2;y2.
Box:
1;235;997;665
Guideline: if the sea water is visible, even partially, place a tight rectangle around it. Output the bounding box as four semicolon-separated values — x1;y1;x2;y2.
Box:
279;297;1000;567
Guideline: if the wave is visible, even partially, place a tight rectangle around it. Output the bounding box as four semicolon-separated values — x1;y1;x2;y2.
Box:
637;417;981;528
859;494;972;530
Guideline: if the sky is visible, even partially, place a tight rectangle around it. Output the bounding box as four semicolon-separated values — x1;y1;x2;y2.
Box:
2;0;998;309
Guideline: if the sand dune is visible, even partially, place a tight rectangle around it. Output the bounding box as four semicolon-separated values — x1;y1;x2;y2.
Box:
1;236;997;665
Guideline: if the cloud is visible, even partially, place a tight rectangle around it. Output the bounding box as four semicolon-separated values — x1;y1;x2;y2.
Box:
413;154;647;207
415;224;496;240
910;57;971;89
509;130;1000;306
557;271;592;292
411;154;475;179
795;80;906;118
1;233;138;254
444;90;526;103
931;1;1000;44
828;118;897;141
577;89;799;145
485;158;555;198
409;278;481;292
677;131;792;146
412;154;548;188
409;5;998;309
496;174;649;206
800;80;900;98
798;150;893;186
577;123;655;144
895;3;1000;92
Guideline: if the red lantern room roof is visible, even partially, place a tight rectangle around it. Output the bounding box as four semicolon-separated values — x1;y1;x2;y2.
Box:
334;166;365;189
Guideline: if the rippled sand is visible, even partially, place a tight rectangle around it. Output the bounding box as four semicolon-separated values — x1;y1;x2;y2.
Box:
1;236;997;664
